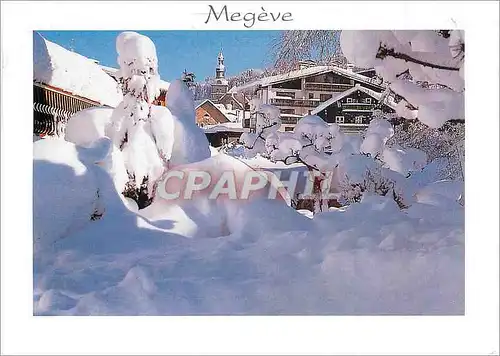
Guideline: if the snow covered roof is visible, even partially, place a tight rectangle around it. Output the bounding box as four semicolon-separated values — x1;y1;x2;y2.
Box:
99;65;119;76
196;99;232;122
229;65;384;93
202;122;245;133
219;92;248;110
33;32;123;107
196;99;244;123
311;84;396;115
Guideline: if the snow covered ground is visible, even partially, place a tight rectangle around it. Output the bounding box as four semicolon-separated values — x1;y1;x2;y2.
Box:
34;147;464;315
32;30;464;316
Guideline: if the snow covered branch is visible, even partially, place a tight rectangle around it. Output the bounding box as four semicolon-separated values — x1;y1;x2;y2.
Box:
376;46;460;72
341;30;465;129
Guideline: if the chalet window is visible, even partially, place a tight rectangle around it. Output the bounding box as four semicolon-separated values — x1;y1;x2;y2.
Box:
284;127;294;132
276;91;295;99
309;93;314;99
335;116;344;124
355;116;364;124
337;101;341;108
365;98;372;104
347;98;353;103
320;94;332;102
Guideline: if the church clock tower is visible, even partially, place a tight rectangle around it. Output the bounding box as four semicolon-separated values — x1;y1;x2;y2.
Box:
211;50;229;102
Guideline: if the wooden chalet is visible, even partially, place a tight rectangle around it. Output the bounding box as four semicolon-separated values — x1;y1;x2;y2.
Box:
311;84;398;132
33;33;123;137
195;99;247;146
33;82;108;136
229;64;390;132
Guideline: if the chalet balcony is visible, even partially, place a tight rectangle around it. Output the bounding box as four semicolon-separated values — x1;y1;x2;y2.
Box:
270;98;320;108
280;116;300;125
304;82;353;92
275;91;296;99
341;104;375;112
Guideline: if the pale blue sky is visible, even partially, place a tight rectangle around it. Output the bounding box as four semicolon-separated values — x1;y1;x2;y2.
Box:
37;30;280;82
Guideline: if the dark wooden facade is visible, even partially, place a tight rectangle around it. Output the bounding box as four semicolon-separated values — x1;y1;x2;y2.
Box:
271;71;384;94
205;131;242;147
315;88;395;126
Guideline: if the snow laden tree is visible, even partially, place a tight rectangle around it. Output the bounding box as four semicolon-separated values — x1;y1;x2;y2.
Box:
270;30;345;71
106;32;210;208
260;115;427;214
387;120;464;180
340;30;465;129
193;78;212;101
266;115;347;213
239;100;282;157
340;30;465;181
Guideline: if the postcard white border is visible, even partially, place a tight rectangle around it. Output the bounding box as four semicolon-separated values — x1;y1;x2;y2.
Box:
1;1;499;354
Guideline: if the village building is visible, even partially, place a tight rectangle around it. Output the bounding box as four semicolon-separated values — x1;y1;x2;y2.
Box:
229;62;388;132
195;98;249;147
210;51;229;102
311;84;398;133
217;92;250;113
33;32;123;137
195;99;231;126
203;123;246;147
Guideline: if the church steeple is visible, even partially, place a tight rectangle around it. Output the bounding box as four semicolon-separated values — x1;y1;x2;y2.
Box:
211;49;229;102
216;49;225;79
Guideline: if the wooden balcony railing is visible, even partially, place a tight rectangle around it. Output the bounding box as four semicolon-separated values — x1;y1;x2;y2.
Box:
304;83;353;92
280;117;299;125
270;98;320;108
341;104;375;111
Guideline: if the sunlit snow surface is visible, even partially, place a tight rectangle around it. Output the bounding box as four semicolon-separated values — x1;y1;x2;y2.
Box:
34;146;463;315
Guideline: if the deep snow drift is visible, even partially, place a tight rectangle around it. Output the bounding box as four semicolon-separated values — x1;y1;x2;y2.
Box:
34;141;464;315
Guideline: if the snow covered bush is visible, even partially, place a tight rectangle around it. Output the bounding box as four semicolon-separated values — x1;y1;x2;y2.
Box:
340;30;465;129
387;120;464;180
264;115;348;213
336;119;425;209
104;32;209;208
65;107;129;193
359;118;395;158
239;100;282;158
336;154;413;209
261;116;428;213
